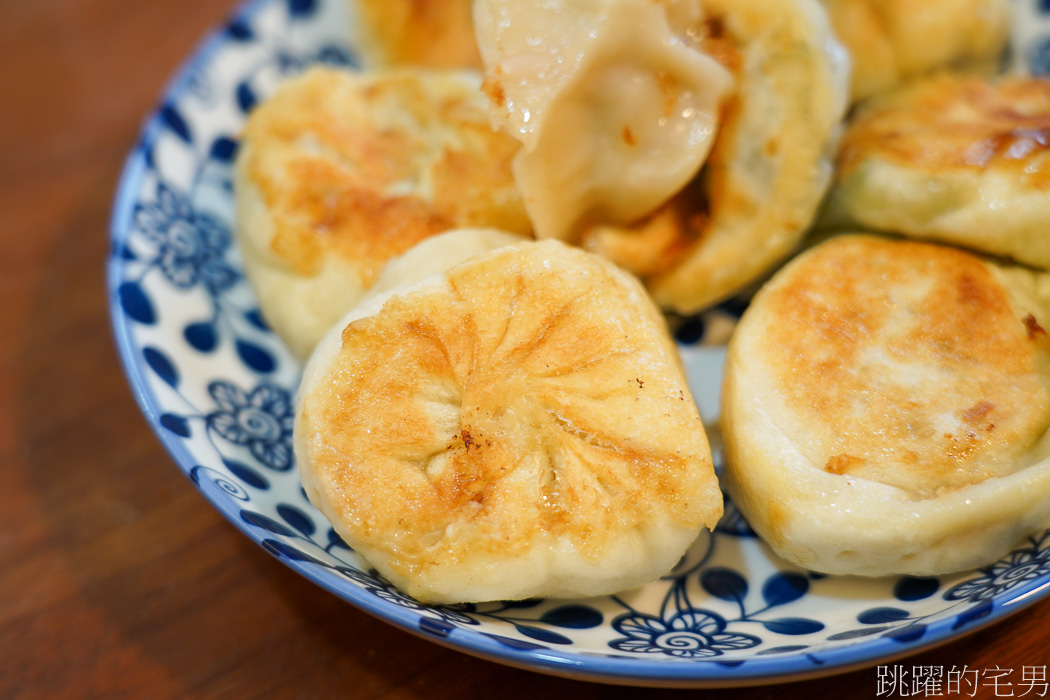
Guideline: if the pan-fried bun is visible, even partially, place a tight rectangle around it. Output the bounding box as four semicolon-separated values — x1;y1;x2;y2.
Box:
347;0;481;70
362;227;530;304
722;234;1050;576
821;74;1050;271
296;239;721;603
821;0;1010;103
234;66;530;360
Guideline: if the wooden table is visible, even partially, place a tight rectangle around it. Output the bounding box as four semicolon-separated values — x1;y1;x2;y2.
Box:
2;1;1048;697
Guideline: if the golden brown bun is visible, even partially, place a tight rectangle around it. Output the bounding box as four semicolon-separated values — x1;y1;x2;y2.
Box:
723;234;1050;576
347;0;481;70
587;0;850;314
821;74;1050;270
234;66;530;360
361;227;530;304
821;0;1010;103
296;239;721;603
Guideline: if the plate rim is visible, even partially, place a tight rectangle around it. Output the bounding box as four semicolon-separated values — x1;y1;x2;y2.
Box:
105;0;1050;687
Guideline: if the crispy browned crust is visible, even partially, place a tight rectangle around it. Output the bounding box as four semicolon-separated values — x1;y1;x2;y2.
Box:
579;178;710;278
837;75;1050;188
241;67;530;285
756;235;1050;498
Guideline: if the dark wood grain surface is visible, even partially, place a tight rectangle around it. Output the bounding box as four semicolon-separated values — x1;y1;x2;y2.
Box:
2;1;1048;697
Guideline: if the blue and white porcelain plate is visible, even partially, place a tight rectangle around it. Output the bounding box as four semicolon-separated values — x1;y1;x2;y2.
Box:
108;0;1050;687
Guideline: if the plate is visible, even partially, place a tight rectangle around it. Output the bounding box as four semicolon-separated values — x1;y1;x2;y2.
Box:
108;0;1050;687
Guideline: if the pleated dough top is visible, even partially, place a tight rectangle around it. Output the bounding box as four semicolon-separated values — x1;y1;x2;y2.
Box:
296;238;721;603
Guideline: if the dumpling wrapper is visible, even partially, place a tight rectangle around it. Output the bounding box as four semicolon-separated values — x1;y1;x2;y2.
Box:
820;74;1050;271
474;0;733;243
234;66;530;361
722;234;1050;576
296;236;722;603
820;0;1010;103
591;0;850;314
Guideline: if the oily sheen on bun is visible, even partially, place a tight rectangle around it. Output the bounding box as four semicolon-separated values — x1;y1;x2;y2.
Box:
821;74;1050;271
296;235;722;603
722;234;1050;576
234;66;530;360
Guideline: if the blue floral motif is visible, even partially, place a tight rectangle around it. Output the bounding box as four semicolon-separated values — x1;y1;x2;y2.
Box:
945;536;1050;602
433;604;482;627
206;381;294;470
608;564;822;659
331;563;379;588
1029;37;1050;76
367;580;482;626
133;182;238;294
370;583;428;610
611;609;760;658
107;0;1050;682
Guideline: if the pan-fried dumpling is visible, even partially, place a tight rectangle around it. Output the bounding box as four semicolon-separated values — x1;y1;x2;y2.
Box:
476;0;849;315
234;66;531;360
820;0;1010;103
820;74;1050;271
630;0;849;313
296;237;722;603
347;0;481;70
474;0;734;243
722;234;1050;576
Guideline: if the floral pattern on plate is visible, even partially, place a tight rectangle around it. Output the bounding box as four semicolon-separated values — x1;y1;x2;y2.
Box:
107;0;1050;687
